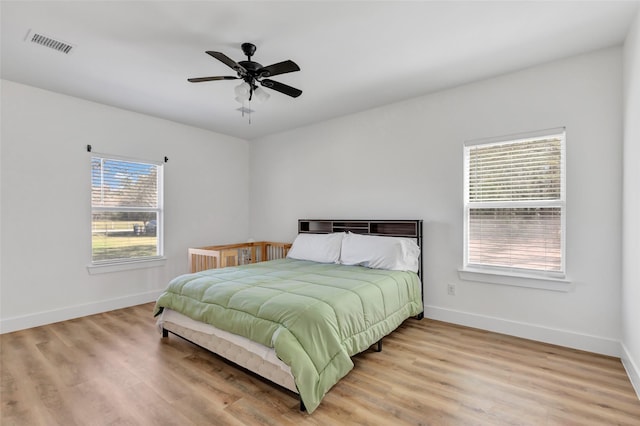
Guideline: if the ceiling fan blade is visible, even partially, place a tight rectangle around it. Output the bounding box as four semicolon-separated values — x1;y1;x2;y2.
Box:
187;76;239;83
259;60;300;78
206;51;247;74
261;79;302;98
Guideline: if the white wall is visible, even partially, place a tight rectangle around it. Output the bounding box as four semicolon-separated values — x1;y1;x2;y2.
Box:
0;80;250;332
622;8;640;397
250;47;623;356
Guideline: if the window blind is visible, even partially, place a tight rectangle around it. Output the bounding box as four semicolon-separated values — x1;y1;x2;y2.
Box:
92;158;158;208
464;131;565;275
91;156;163;263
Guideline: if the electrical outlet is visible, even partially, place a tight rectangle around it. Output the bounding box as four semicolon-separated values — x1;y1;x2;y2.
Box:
447;283;456;296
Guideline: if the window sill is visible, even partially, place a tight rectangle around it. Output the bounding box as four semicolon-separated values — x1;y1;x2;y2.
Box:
87;257;166;275
458;267;573;292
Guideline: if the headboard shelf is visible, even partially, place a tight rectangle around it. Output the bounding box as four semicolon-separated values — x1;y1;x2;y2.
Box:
298;219;421;239
299;220;332;233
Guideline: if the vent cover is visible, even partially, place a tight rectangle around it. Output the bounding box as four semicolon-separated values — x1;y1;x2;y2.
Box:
26;30;74;54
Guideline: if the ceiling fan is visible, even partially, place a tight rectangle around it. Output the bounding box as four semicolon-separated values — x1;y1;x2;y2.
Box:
188;42;302;102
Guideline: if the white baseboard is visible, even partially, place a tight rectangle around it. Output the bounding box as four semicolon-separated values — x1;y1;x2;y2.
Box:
621;343;640;400
0;290;164;334
424;305;621;357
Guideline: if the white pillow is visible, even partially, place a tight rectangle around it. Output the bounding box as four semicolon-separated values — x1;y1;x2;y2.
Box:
286;232;344;263
340;232;420;272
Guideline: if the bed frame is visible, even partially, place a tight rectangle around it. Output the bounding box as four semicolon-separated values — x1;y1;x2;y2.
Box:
159;219;424;411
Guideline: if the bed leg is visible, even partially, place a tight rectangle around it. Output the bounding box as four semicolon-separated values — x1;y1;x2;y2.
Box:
415;312;424;320
162;328;169;338
300;398;306;412
375;339;382;352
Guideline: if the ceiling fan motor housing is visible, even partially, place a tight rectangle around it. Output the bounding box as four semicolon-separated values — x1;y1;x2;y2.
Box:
238;61;263;74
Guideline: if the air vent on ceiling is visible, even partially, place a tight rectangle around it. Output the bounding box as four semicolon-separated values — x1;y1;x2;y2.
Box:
26;30;74;54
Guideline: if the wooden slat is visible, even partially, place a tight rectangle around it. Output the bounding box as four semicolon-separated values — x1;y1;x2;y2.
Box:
188;242;292;273
1;304;638;425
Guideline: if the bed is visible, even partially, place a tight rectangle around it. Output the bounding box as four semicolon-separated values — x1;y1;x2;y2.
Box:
154;219;424;413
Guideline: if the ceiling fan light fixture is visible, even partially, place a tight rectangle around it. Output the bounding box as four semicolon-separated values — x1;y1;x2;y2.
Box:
234;82;251;101
254;87;270;102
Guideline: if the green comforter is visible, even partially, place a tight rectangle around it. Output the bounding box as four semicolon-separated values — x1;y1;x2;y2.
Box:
153;258;422;413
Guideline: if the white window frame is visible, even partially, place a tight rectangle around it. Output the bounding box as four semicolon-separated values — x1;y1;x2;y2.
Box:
87;153;165;273
461;128;570;290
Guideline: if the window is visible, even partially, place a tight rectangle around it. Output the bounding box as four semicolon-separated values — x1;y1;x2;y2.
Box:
464;128;565;278
91;154;163;264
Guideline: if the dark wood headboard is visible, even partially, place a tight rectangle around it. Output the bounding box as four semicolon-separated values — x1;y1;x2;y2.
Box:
298;219;422;240
298;219;424;310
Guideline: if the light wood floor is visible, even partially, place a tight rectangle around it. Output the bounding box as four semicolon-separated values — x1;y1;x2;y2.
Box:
1;303;639;425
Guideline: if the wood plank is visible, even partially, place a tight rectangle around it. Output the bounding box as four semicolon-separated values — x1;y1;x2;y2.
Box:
1;303;639;425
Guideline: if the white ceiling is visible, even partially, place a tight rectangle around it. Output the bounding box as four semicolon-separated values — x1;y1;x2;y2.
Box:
2;1;638;140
